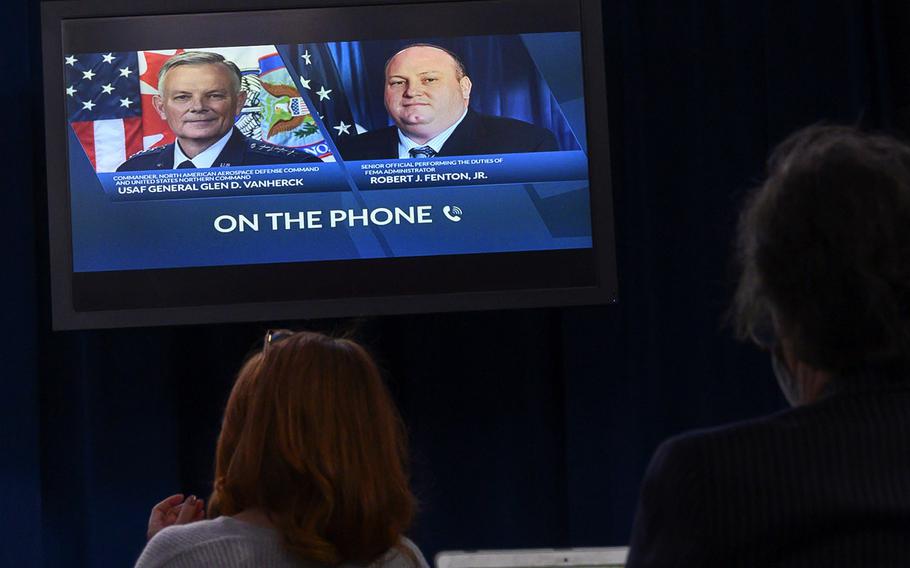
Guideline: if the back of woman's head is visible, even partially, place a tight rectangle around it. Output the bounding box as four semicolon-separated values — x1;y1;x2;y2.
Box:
208;331;415;564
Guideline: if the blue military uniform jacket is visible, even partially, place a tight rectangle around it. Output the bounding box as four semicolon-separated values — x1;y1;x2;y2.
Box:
117;128;320;171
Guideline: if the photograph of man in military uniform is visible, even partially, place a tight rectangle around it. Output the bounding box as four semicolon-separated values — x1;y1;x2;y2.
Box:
117;51;319;171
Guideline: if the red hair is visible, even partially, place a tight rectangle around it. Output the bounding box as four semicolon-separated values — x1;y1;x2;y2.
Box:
208;331;416;564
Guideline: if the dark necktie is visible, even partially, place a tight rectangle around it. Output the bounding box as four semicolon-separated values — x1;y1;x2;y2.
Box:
409;146;437;159
177;160;196;169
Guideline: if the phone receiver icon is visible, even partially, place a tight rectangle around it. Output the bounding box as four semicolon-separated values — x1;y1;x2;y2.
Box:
443;205;463;222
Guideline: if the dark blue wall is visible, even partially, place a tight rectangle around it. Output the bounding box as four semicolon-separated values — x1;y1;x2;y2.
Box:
1;0;41;565
3;1;897;566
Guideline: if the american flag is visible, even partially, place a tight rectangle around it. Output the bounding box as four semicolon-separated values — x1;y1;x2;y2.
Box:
65;52;144;172
66;50;189;172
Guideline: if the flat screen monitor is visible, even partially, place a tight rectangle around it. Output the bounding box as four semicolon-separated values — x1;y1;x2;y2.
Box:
41;0;616;329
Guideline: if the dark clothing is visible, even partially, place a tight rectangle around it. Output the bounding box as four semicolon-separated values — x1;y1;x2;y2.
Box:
337;108;558;160
116;128;319;171
627;381;910;567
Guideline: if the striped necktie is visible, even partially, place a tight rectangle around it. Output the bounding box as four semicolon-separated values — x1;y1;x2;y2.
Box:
409;146;437;158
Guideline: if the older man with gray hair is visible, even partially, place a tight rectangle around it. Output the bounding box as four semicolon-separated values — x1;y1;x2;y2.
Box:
118;51;318;171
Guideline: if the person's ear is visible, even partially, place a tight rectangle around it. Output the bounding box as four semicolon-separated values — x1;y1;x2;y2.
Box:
459;76;472;103
780;340;831;404
790;358;830;404
152;94;166;119
234;90;247;116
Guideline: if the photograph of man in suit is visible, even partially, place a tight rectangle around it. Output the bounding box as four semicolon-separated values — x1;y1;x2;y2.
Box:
338;44;558;160
118;51;317;171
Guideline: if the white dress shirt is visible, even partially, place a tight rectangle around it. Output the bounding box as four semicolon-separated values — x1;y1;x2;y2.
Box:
397;108;468;159
173;128;234;169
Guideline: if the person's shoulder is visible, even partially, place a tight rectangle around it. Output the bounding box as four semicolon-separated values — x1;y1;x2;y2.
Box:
135;517;238;555
366;537;430;568
337;126;396;161
134;519;219;567
399;537;430;568
644;400;848;485
240;135;321;165
475;112;542;132
469;112;557;152
654;407;798;456
642;410;783;477
133;517;287;568
673;383;910;451
343;127;394;142
117;144;171;172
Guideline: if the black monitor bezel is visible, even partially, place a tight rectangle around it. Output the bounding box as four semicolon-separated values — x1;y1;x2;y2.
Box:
41;0;616;329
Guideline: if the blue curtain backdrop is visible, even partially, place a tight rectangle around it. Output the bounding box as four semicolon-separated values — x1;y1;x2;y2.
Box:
324;36;582;151
3;0;901;566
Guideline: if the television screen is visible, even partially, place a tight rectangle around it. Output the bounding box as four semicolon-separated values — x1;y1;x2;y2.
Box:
41;0;616;329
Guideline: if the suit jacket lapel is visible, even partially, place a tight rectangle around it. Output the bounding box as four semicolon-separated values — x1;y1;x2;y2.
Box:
384;126;399;159
437;108;482;157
